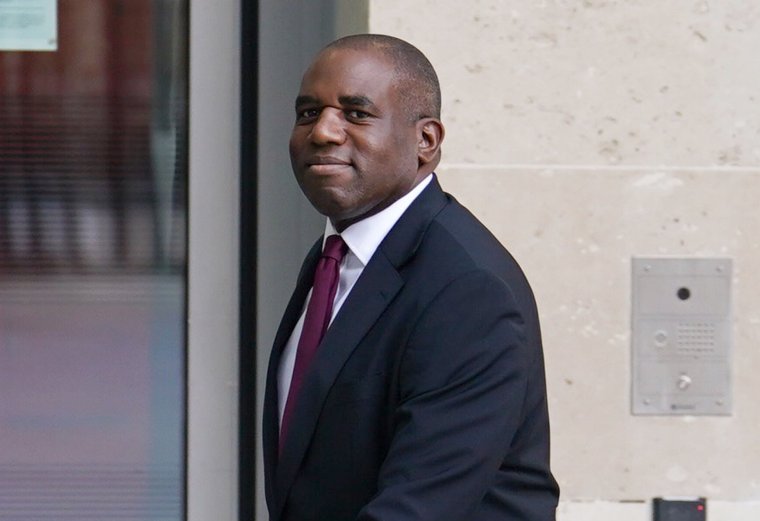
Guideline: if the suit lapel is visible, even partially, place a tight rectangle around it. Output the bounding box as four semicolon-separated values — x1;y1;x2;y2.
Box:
274;250;403;506
262;239;321;510
271;178;450;518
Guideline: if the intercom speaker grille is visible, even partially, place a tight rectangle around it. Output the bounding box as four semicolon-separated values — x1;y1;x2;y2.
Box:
676;322;717;353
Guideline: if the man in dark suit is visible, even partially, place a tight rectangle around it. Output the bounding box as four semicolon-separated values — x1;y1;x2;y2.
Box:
263;34;559;521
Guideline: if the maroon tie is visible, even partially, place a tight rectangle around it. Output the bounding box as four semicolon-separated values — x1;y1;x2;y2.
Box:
280;235;348;449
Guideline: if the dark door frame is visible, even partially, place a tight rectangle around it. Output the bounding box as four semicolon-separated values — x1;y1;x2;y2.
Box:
239;0;259;519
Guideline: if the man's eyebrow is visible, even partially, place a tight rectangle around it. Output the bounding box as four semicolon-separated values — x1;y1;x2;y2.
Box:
295;95;319;110
338;95;374;108
338;95;374;107
294;94;378;111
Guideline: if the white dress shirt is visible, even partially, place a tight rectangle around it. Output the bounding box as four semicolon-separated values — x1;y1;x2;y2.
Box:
277;174;433;424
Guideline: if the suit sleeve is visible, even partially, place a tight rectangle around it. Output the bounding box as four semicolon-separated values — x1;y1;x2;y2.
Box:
356;269;547;521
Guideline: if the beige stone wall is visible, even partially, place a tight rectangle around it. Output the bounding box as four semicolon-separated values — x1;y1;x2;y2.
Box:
369;1;760;518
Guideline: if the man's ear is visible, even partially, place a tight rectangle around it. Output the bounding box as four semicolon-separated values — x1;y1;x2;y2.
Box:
416;118;445;171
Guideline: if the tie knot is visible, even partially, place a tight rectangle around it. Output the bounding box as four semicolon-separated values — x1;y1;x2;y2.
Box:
322;235;347;262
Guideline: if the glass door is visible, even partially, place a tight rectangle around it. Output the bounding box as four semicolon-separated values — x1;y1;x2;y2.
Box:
0;1;188;519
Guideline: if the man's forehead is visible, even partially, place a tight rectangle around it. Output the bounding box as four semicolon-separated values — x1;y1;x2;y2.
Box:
305;46;395;79
298;48;399;103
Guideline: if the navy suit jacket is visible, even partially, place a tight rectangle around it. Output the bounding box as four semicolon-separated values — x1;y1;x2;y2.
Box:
263;178;559;521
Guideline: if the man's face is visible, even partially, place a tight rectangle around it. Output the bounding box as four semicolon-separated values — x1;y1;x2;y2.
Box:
289;47;424;231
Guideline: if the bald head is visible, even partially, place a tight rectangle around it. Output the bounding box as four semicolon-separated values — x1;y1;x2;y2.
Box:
321;34;441;123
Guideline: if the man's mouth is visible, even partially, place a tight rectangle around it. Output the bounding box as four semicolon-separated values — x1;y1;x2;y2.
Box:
307;156;351;166
305;156;352;174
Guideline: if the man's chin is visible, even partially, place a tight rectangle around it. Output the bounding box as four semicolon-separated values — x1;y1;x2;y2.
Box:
304;191;352;221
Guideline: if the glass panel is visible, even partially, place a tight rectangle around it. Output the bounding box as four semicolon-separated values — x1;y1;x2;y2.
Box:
0;1;187;519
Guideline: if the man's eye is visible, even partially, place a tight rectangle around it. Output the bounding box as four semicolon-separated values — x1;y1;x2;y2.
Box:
297;108;320;120
346;109;369;120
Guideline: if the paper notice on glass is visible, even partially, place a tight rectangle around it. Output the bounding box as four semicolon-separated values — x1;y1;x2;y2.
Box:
0;0;57;51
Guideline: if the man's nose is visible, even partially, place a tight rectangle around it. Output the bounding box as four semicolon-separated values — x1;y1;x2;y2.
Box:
310;108;346;145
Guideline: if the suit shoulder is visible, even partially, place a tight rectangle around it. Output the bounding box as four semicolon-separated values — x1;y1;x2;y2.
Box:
415;195;539;316
425;197;530;281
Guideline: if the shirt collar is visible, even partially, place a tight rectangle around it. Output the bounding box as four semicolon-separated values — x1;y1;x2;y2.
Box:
324;174;434;266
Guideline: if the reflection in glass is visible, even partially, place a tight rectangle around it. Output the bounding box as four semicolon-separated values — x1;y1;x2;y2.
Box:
0;1;187;518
